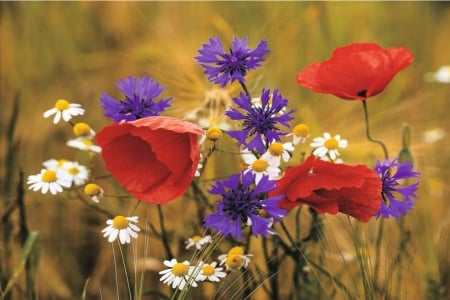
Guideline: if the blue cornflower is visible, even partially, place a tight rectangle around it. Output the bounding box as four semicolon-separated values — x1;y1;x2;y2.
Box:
100;76;172;122
195;36;270;87
226;88;294;153
374;158;420;219
204;171;286;240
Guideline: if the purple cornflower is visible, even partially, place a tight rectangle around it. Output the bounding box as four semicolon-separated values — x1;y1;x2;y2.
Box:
204;171;286;240
100;76;172;122
374;158;420;219
226;88;294;153
195;36;270;87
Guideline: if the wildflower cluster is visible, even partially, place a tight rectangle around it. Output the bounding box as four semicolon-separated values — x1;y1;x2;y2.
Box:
27;36;421;298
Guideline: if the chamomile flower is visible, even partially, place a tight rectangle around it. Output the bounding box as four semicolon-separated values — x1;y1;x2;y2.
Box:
241;150;281;184
101;216;140;244
60;161;89;186
42;158;70;171
291;123;310;145
262;141;294;164
84;183;104;203
195;261;227;282
159;259;198;290
43;99;84;124
185;235;212;250
67;137;101;153
310;132;348;160
27;168;71;195
218;246;253;271
72;122;95;138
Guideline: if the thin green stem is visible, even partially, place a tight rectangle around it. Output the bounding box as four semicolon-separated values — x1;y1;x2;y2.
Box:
239;80;251;98
362;100;389;159
157;205;173;259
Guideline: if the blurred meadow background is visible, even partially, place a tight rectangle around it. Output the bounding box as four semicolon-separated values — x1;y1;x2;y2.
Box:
1;1;450;299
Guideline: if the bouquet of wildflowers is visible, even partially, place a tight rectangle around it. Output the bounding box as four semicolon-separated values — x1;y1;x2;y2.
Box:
25;37;420;299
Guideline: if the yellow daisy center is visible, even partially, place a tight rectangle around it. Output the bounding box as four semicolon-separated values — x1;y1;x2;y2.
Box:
67;167;79;175
191;235;202;242
73;122;91;137
57;159;69;167
251;159;268;172
202;264;216;276
82;139;94;146
54;99;70;111
269;142;284;156
225;255;243;270
41;170;57;183
206;127;223;141
84;183;101;196
324;137;339;150
228;246;244;256
172;262;189;276
112;216;129;230
293;124;309;137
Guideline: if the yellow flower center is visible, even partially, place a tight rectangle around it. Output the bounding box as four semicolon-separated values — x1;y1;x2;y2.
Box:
293;124;309;137
67;167;79;175
54;99;70;111
324;137;339;150
225;255;243;270
57;159;69;167
228;246;244;256
269;142;284;156
202;264;216;276
73;122;91;137
172;262;189;276
82;139;94;146
112;216;129;230
41;170;57;183
251;159;268;172
191;235;202;242
84;183;101;196
206;127;223;141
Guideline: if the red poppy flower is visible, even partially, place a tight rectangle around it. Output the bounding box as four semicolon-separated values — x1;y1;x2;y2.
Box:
96;116;204;205
270;156;382;222
296;43;413;100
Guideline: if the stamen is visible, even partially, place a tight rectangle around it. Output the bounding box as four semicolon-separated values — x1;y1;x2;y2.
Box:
324;137;339;149
73;122;91;137
293;124;309;137
67;167;79;175
112;216;129;230
54;99;70;111
41;170;57;183
206;127;223;141
191;235;202;242
202;264;216;276
84;183;102;196
269;142;284;156
172;263;189;276
252;159;268;172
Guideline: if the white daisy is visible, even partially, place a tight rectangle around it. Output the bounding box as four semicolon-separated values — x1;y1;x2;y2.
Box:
67;137;101;153
290;123;310;145
101;216;140;244
43;99;84;124
310;132;348;160
60;161;89;186
262;141;294;164
195;261;227;282
185;235;212;250
425;65;450;83
84;183;104;203
218;246;252;271
27;168;71;195
241;150;280;184
159;259;198;290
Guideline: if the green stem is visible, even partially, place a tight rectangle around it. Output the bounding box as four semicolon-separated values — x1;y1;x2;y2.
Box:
362;100;389;159
157;205;173;259
239;80;251;98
